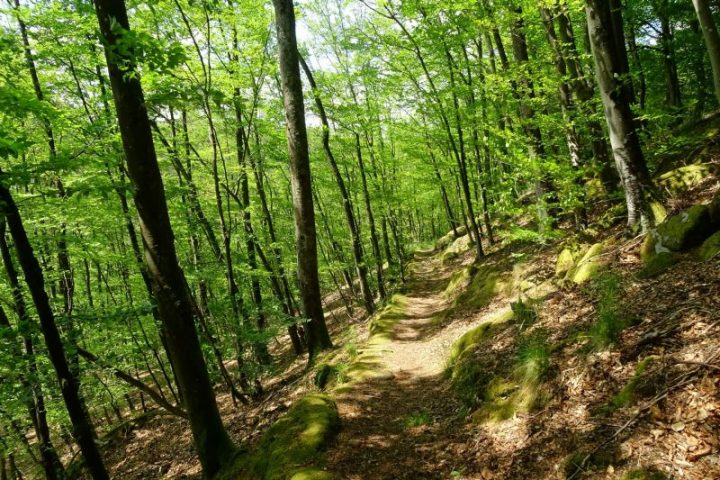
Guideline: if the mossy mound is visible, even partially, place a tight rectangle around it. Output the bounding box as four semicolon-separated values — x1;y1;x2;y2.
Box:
221;394;339;480
470;334;551;424
314;364;346;391
709;190;720;228
447;308;514;366
637;251;678;278
443;265;473;298
555;247;576;276
339;295;408;387
434;225;468;251
441;234;473;264
653;205;712;251
697;230;720;261
450;264;505;311
620;468;667;480
290;468;335;480
657;163;712;196
564;243;606;284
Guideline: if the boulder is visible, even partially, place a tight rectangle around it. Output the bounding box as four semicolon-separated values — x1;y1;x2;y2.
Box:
697;230;720;261
567;243;605;284
653;205;711;252
555;248;575;276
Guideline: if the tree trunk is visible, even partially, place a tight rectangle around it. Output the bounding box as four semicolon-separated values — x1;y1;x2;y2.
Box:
693;0;720;104
0;222;65;480
586;0;653;231
92;0;236;475
0;180;108;480
298;54;376;313
272;0;332;358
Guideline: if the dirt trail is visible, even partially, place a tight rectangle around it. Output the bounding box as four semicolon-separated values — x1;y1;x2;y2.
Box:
325;251;488;479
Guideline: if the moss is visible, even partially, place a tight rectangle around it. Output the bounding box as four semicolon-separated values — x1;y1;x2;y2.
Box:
314;363;338;390
637;251;678;278
657;163;711;196
555;248;575;276
620;468;667;480
649;201;667;223
697;230;720;261
709;190;720;228
444;266;473;298
341;295;407;386
567;243;605;284
289;468;335;480
654;205;712;251
220;394;340;480
447;308;514;366
606;356;658;412
585;177;606;200
467;332;551;424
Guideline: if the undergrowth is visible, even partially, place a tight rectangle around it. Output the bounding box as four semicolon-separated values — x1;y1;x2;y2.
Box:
584;272;638;350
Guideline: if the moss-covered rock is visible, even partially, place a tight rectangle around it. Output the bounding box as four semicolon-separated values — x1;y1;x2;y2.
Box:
443;265;473;298
697;230;720;261
638;251;678;278
441;234;473;264
563;446;619;479
649;201;667;223
567;243;605;284
221;394;340;480
290;468;335;480
654;205;712;251
657;163;712;196
447;308;514;366
555;248;575;276
620;468;667;480
709;190;720;229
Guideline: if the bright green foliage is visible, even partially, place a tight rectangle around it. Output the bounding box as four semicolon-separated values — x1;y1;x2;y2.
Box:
605;356;658;413
586;273;637;350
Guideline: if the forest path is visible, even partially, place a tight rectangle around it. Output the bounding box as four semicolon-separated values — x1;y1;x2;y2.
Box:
325;250;486;479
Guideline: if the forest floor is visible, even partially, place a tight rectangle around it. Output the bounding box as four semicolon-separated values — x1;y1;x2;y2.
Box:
85;121;720;480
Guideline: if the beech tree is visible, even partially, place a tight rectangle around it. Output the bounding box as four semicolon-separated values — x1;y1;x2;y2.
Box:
92;0;236;475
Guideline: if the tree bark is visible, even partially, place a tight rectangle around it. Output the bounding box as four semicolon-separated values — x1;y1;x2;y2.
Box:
92;0;236;475
272;0;332;358
693;0;720;104
0;180;108;480
586;0;653;231
298;54;376;313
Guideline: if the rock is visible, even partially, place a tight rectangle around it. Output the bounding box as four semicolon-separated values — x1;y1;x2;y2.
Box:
441;234;473;264
657;163;712;196
567;243;605;284
697;230;720;261
653;204;712;252
638;251;677;278
555;248;575;276
709;189;720;229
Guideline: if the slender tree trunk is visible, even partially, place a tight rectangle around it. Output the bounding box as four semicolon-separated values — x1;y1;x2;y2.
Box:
298;55;376;313
272;0;332;358
586;0;654;231
693;0;720;104
0;222;65;480
0;181;108;480
93;0;236;475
